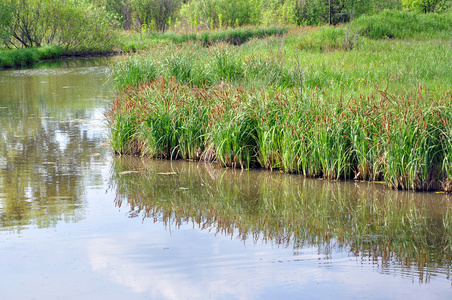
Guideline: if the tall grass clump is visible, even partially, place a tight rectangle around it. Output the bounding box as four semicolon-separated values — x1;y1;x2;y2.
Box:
107;11;452;192
294;25;358;52
107;74;452;191
0;48;39;68
111;54;160;90
355;10;452;40
147;26;288;46
111;42;295;90
108;78;212;159
0;46;65;68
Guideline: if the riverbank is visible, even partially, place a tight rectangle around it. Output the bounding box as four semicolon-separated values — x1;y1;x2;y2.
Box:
0;46;121;69
0;26;287;69
2;49;451;299
107;11;452;192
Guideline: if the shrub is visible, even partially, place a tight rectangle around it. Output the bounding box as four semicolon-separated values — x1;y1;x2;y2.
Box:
1;0;119;54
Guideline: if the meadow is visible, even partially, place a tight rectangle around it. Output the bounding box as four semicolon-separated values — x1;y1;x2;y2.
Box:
106;11;451;191
0;20;287;68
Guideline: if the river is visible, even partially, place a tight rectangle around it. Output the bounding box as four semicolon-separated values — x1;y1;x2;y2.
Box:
1;59;451;299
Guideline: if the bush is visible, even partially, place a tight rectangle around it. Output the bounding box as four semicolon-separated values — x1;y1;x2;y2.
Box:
0;52;14;68
1;0;119;54
131;0;181;32
37;46;65;60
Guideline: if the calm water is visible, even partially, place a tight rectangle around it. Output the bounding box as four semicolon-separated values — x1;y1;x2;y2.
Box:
1;60;452;299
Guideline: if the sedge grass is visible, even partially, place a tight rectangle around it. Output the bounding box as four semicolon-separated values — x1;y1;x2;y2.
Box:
107;12;452;192
111;41;295;91
106;75;452;191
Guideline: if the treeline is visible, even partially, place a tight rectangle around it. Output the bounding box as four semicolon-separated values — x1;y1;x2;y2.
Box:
105;0;451;32
0;0;451;52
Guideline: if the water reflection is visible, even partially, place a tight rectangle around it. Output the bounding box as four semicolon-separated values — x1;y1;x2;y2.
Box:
110;156;452;283
1;60;451;299
0;60;111;232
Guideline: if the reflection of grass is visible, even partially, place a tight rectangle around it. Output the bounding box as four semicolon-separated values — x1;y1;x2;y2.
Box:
108;13;452;192
110;157;452;282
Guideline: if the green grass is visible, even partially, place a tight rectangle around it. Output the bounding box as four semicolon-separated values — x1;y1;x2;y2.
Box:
355;10;452;40
121;25;288;49
0;25;287;69
107;11;452;192
106;76;452;190
115;25;288;53
0;46;65;68
111;41;295;90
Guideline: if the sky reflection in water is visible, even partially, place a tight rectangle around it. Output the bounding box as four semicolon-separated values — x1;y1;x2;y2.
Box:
0;60;451;299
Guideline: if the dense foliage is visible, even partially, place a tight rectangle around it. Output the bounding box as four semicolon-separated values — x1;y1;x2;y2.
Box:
102;0;452;30
0;0;119;53
0;0;451;66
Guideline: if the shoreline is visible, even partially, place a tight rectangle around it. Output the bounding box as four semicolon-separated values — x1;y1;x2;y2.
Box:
0;49;121;70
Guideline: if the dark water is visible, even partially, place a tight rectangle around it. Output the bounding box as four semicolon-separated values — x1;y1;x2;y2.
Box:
1;59;452;299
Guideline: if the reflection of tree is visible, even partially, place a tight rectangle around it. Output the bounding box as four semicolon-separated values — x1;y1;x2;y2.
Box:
110;156;452;283
0;62;111;232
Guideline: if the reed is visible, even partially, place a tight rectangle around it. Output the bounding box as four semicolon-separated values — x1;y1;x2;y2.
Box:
110;42;295;90
106;72;452;191
107;11;452;192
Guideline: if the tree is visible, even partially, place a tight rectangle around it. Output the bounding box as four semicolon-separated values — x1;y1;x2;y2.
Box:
402;0;450;12
0;0;119;53
0;1;13;44
131;0;181;32
105;0;134;29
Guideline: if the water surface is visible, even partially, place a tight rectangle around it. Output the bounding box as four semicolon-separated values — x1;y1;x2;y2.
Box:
1;59;451;299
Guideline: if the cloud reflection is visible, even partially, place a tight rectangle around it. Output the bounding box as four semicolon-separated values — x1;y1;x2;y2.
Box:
86;223;451;300
87;227;325;300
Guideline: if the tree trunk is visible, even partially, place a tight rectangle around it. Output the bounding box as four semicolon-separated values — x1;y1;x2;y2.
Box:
328;0;332;25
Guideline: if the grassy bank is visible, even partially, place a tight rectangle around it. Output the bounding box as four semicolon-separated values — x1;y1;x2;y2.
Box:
0;46;65;68
0;44;120;69
118;26;288;52
107;11;452;191
0;26;286;69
